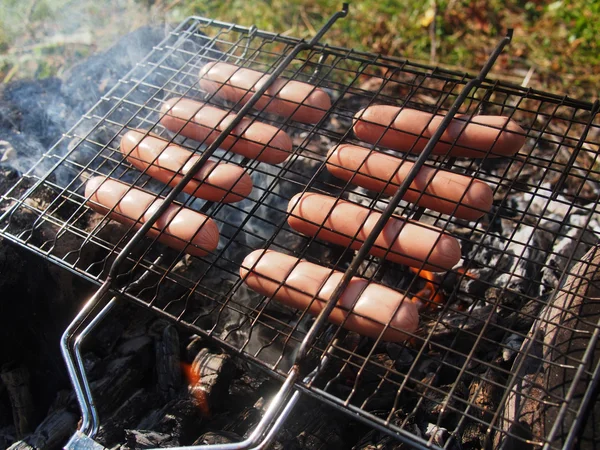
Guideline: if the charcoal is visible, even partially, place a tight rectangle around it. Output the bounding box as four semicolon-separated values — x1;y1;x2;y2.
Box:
418;382;468;427
461;422;489;450
96;389;160;447
0;426;16;450
423;424;459;449
500;333;523;363
88;345;153;416
193;431;242;445
122;430;179;449
118;336;153;357
187;348;235;416
184;335;206;362
496;244;600;449
155;325;181;401
467;369;503;424
269;398;357;450
385;343;415;371
423;303;500;353
1;364;35;438
134;397;203;443
7;408;77;450
353;413;420;449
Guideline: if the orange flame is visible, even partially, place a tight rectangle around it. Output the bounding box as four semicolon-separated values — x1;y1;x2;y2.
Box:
409;268;445;311
181;362;211;417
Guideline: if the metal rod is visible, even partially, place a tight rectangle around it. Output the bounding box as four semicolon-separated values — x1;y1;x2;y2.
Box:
551;99;600;199
60;290;116;436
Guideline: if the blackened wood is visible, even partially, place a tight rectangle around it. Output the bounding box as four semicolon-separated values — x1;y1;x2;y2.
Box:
193;431;241;445
88;337;153;416
187;348;234;416
269;398;356;450
7;408;77;450
155;325;181;401
0;425;17;450
497;244;600;449
135;396;203;443
123;429;179;449
185;335;205;362
1;365;35;438
95;388;160;447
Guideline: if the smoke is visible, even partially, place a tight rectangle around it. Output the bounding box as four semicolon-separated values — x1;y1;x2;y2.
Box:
0;0;170;183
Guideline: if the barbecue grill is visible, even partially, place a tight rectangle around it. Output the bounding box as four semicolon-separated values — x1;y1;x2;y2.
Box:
1;5;599;449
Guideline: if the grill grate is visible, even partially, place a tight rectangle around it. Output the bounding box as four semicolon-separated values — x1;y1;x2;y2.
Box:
1;8;600;450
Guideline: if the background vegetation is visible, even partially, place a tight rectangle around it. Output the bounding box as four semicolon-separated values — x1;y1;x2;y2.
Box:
1;0;598;98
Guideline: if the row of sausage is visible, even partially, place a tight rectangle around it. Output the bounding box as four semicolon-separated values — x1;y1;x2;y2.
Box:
85;62;526;341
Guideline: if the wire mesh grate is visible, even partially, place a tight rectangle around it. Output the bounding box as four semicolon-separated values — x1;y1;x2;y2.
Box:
1;14;600;450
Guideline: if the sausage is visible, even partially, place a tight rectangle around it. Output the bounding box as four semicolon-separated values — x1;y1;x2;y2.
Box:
287;193;461;271
198;62;331;124
121;130;253;203
160;98;292;164
353;105;526;157
240;250;419;342
327;144;493;220
85;177;219;257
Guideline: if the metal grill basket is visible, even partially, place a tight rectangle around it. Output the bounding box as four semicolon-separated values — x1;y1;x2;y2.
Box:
1;6;599;449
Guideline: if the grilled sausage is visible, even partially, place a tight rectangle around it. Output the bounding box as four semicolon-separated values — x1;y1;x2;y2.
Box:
353;105;526;157
327;144;493;220
198;62;331;123
85;177;219;256
160;98;292;164
287;192;461;271
121;130;253;203
240;250;419;342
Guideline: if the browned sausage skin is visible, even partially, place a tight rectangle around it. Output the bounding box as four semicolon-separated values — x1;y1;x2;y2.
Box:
121;130;253;203
160;98;292;164
287;193;461;272
85;177;219;257
198;62;331;124
353;105;526;157
240;250;419;342
327;144;493;220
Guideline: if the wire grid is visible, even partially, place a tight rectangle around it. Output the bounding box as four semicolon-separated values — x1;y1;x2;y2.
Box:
1;16;600;449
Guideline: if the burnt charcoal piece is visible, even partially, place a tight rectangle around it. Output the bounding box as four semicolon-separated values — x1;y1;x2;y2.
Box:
134;396;204;443
186;348;235;416
88;339;154;416
96;389;160;447
193;431;242;445
122;429;179;449
1;365;35;439
496;244;600;449
270;397;361;450
155;325;181;401
468;369;504;424
353;413;421;449
0;364;35;438
417;381;468;428
423;423;462;449
7;408;77;450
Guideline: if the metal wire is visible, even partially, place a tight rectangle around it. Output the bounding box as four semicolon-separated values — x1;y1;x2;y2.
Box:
1;10;599;450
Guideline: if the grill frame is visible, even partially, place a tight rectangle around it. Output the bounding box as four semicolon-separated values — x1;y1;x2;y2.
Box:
1;8;600;450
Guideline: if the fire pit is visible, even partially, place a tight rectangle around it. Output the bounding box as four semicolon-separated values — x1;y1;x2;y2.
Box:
1;5;599;449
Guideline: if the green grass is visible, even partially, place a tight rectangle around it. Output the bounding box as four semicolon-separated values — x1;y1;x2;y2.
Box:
1;0;598;99
165;0;599;97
